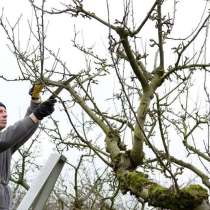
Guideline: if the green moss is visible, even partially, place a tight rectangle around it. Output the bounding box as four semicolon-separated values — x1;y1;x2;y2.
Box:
117;171;153;195
126;171;152;190
117;171;208;210
182;184;208;198
149;184;168;195
148;184;208;210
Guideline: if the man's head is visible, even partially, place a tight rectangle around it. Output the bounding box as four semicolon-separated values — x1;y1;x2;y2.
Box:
0;102;7;129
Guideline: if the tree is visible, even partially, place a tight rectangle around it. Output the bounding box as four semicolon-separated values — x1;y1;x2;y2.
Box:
1;0;210;209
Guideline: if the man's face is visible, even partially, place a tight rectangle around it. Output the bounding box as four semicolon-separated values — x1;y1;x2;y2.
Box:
0;106;7;129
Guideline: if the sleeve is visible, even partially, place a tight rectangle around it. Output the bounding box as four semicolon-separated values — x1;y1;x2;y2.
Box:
0;101;40;153
25;100;40;117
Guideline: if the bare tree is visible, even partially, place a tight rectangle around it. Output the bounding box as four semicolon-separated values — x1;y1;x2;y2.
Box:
1;0;210;209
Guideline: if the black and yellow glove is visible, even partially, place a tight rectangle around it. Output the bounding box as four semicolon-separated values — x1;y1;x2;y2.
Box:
29;82;44;100
33;97;56;120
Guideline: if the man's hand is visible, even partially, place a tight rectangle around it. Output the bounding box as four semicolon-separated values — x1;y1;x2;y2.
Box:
33;97;56;120
29;83;44;100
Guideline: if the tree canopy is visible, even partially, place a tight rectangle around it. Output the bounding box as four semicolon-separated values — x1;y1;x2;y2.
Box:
1;0;210;209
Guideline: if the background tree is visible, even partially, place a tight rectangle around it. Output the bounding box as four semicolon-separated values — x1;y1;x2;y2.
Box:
1;0;210;209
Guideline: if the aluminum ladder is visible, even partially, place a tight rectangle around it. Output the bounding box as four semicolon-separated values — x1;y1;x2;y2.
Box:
17;153;66;210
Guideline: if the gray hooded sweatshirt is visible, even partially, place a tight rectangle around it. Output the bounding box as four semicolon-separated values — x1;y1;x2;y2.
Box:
0;101;39;210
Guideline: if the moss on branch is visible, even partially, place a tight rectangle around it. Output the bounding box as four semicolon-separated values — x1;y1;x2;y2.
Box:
148;184;208;210
117;171;208;210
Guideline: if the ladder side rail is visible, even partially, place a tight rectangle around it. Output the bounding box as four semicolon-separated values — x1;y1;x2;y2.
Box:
17;153;66;210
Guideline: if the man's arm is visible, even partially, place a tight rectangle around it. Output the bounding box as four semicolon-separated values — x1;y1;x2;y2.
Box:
0;81;56;153
0;97;56;153
0;113;39;153
11;96;56;153
10;83;44;152
11;100;41;153
0;99;40;153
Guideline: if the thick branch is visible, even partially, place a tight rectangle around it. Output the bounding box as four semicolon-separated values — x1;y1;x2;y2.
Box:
116;27;149;92
117;170;209;210
130;72;164;166
130;93;151;165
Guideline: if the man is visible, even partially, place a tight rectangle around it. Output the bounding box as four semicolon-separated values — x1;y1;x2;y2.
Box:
0;84;56;210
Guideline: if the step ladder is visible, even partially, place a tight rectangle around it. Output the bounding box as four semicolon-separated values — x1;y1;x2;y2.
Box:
17;153;66;210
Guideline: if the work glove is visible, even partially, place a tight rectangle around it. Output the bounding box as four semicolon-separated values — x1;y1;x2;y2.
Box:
33;97;56;120
29;82;44;100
